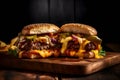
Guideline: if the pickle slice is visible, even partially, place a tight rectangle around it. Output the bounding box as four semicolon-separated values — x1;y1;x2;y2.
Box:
87;36;102;44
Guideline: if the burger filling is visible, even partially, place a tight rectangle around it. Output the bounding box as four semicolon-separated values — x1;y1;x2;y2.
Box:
10;33;61;58
58;32;104;59
8;32;105;59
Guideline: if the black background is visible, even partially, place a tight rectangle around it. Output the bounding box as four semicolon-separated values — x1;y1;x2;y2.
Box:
0;0;119;50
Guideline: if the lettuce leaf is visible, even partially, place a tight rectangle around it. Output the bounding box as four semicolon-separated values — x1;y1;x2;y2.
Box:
99;49;106;56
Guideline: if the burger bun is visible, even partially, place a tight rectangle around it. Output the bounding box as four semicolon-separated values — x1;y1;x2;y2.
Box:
60;23;97;36
22;23;60;35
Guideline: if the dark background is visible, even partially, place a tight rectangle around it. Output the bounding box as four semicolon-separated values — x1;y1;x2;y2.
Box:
0;0;119;51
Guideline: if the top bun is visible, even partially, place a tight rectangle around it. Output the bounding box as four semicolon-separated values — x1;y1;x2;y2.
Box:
22;23;60;35
60;23;97;36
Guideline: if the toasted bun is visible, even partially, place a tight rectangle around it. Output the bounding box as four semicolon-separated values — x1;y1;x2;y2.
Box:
22;23;60;35
60;23;97;36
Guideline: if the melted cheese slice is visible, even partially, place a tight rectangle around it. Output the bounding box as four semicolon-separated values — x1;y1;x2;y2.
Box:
76;39;90;58
31;50;52;58
92;50;103;58
19;50;52;58
60;37;72;54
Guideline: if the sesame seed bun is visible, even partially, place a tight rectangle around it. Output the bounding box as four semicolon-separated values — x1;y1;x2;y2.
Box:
22;23;60;35
60;23;97;36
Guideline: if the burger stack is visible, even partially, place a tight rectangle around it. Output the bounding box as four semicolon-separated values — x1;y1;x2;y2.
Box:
8;23;105;59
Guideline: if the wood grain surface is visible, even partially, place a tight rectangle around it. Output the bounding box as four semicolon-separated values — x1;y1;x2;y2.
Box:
0;52;120;75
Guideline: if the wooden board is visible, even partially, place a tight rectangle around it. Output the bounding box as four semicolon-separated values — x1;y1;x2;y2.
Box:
0;52;120;75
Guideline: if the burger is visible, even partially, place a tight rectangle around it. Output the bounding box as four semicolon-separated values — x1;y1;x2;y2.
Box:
8;23;105;59
8;23;60;59
58;23;105;59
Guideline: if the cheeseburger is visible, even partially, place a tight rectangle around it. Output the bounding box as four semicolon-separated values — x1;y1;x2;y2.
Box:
9;23;60;59
58;23;105;59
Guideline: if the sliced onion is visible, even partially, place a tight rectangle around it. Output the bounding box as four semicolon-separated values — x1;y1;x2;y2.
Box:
71;34;78;41
51;38;57;43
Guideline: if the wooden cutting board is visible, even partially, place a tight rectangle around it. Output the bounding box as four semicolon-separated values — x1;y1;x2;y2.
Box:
0;52;120;75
